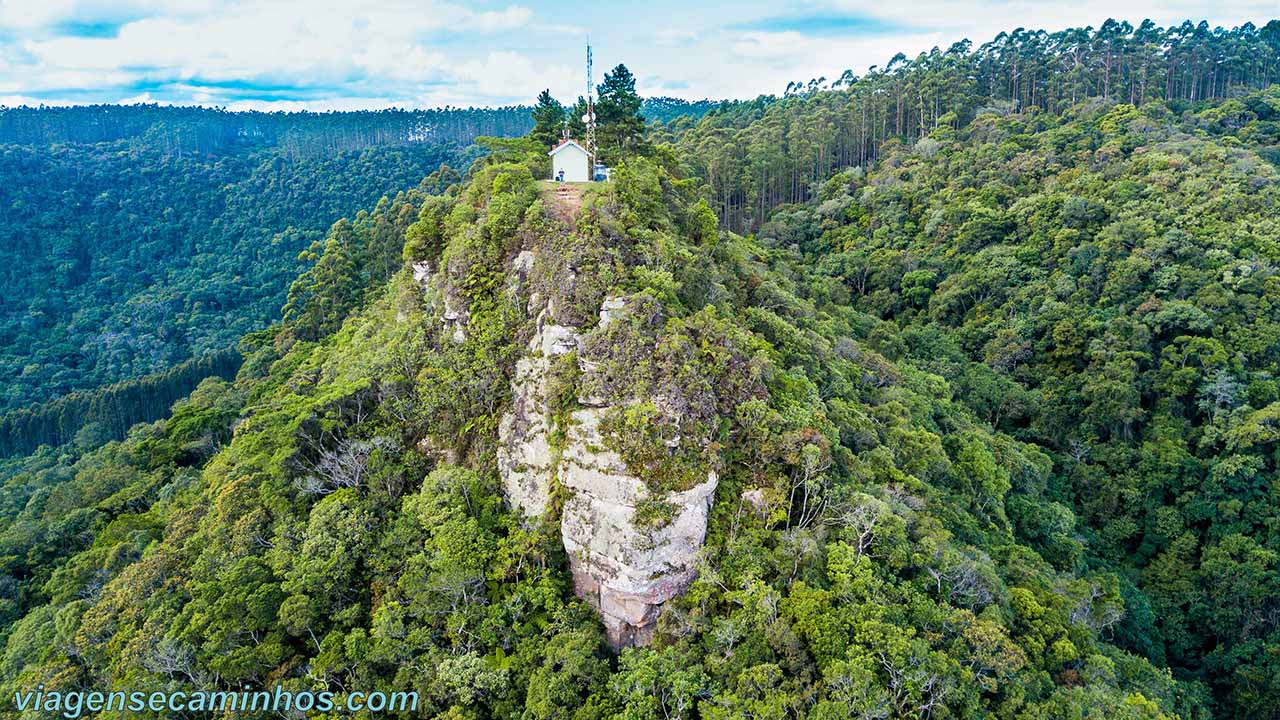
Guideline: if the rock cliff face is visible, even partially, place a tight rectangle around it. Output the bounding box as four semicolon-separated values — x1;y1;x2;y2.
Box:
559;404;717;647
496;314;578;517
496;289;718;648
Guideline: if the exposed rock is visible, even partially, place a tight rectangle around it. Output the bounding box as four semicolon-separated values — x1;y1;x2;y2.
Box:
442;295;467;344
507;251;537;296
559;406;717;648
598;296;626;328
512;250;536;278
539;323;580;357
442;296;462;322
496;294;720;648
496;356;555;516
411;260;432;286
496;314;578;517
416;435;459;466
741;488;769;515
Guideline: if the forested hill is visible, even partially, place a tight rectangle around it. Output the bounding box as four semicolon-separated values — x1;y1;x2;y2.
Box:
3;17;1280;720
0;134;1211;720
0;105;534;157
666;18;1280;231
0;98;723;454
656;18;1280;718
0;104;518;424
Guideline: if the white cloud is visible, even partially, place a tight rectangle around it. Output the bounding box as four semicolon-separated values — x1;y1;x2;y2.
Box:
0;0;79;29
1;0;1273;109
5;1;540;102
467;6;533;32
0;0;212;30
654;29;698;47
116;92;166;104
0;94;70;107
451;51;580;105
715;29;942;98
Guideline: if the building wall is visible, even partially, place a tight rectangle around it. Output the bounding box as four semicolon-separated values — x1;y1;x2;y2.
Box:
552;145;590;182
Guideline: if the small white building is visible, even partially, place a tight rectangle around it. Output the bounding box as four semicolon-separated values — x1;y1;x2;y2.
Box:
549;139;590;182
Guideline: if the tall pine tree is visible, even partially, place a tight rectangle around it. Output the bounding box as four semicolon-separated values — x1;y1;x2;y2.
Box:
595;65;647;164
565;96;588;142
529;90;566;149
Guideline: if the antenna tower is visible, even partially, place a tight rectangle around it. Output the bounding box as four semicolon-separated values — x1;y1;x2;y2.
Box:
584;39;596;162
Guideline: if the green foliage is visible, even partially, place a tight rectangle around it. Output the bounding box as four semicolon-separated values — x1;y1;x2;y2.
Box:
672;20;1280;232
10;25;1280;720
595;64;648;164
0;133;474;413
678;80;1280;718
530;90;567;150
0;349;241;457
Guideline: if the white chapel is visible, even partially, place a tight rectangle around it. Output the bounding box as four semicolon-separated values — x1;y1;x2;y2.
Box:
549;139;591;182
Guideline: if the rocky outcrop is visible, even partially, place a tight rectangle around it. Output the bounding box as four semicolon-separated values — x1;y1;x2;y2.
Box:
411;260;433;286
559;405;716;647
441;296;467;344
598;296;626;328
497;314;580;517
496;293;719;648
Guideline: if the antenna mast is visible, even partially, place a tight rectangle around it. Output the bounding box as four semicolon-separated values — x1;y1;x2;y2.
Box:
584;38;596;163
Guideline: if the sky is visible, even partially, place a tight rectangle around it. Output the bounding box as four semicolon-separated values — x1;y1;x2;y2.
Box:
0;0;1275;111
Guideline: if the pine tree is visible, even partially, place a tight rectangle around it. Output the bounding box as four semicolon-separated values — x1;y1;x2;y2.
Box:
565;96;588;143
530;90;566;149
596;64;647;164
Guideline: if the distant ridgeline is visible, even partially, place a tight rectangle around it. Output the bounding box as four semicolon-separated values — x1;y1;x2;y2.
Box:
0;99;717;155
0;104;535;158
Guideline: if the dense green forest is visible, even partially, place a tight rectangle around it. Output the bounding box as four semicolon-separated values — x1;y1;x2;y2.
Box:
0;100;714;429
0;105;534;157
634;97;720;125
0;16;1278;720
0;133;1199;720
0;349;242;457
0;100;712;156
0;104;505;422
664;19;1280;231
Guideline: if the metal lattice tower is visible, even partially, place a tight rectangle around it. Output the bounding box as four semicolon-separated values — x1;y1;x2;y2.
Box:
584;39;596;163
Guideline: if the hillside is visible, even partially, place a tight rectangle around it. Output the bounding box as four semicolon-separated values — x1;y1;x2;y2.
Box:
1;17;1279;720
0;143;1202;720
0;100;723;428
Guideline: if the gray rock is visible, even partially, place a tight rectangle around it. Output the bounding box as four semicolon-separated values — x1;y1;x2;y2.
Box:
496;295;719;648
598;296;626;328
557;405;718;648
411;260;433;286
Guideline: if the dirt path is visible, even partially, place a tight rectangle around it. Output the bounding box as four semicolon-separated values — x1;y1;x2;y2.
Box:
540;181;584;231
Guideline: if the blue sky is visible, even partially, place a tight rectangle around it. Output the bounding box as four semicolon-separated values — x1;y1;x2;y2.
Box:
0;0;1274;110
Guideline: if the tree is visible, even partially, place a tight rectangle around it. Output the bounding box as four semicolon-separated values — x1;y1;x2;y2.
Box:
529;89;566;149
565;96;588;141
596;64;647;163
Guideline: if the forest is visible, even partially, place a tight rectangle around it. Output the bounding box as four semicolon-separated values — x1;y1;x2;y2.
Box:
0;15;1277;720
0;99;715;454
0;103;507;422
0;349;242;457
0;105;534;157
665;19;1280;231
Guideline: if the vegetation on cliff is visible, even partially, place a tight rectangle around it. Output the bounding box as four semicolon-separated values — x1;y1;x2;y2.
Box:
1;17;1279;720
